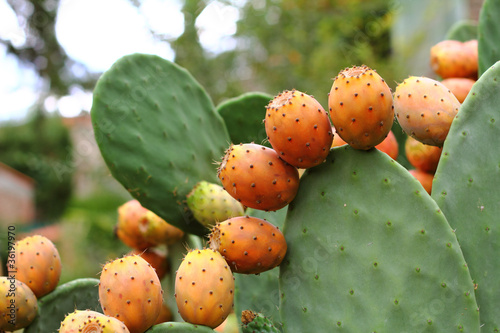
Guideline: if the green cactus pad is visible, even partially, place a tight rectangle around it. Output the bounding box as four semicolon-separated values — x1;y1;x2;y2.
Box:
432;61;500;332
446;20;478;42
24;278;101;333
146;322;215;332
279;147;479;332
91;53;230;236
478;0;500;76
242;311;281;333
216;92;273;146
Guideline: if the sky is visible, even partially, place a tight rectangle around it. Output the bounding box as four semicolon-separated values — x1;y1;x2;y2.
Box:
0;0;242;122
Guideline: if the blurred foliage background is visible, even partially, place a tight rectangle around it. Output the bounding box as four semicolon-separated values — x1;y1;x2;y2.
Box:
0;0;475;281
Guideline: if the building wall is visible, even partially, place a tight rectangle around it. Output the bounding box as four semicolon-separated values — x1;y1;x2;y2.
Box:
0;163;35;226
62;113;128;199
469;0;484;20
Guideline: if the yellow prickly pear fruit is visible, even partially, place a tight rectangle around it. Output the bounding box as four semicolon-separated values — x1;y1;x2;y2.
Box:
99;255;163;333
0;277;38;331
11;234;62;298
175;249;235;328
59;309;130;333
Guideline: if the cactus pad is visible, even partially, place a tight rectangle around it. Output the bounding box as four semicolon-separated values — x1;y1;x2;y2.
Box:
216;92;273;146
91;53;230;235
24;278;101;333
446;20;478;42
279;147;479;332
432;61;500;332
478;0;500;76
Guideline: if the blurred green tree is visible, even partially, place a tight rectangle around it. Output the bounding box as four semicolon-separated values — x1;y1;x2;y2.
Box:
232;0;400;106
0;111;73;222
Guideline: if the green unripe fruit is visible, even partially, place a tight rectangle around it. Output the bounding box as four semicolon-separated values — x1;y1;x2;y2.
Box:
186;181;245;227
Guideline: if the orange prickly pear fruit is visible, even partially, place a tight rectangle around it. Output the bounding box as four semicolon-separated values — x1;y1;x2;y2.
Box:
430;39;478;79
405;135;442;174
215;312;239;333
59;309;130;333
330;127;348;148
440;78;475;103
209;216;287;274
394;76;461;147
116;199;184;250
99;255;163;333
11;235;61;298
175;249;235;329
154;302;173;324
129;247;169;280
217;143;300;211
375;130;399;160
0;277;38;331
264;89;333;168
409;169;434;195
328;65;394;150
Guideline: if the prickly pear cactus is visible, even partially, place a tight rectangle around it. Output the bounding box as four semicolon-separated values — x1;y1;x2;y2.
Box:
24;278;101;333
279;147;480;332
146;321;215;332
446;20;478;41
478;0;500;76
216;92;273;146
91;53;230;235
432;61;500;332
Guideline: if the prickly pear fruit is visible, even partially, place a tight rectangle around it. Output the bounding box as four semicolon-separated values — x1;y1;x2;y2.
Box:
440;77;475;103
153;302;173;325
99;255;163;333
218;143;300;211
175;249;235;329
129;247;169;280
59;309;130;333
116;200;184;250
186;181;245;227
264;89;333;168
241;310;280;333
328;65;394;150
394;76;461;146
374;130;399;160
405;135;442;173
215;312;238;333
409;169;434;194
330;127;348;148
11;234;61;298
209;216;287;274
0;277;38;331
430;39;478;79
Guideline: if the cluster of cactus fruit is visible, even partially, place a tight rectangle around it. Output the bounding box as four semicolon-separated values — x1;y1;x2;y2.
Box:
3;1;500;332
